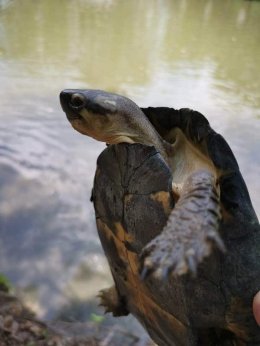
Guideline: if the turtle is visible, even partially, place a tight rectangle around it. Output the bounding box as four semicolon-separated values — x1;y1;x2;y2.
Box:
60;89;260;345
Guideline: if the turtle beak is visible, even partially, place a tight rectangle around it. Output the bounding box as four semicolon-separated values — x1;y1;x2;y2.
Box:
60;89;86;121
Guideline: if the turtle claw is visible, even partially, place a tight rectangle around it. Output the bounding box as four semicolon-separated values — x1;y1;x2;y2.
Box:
186;254;198;277
140;228;220;281
162;266;171;280
98;286;129;316
207;231;226;253
140;266;153;281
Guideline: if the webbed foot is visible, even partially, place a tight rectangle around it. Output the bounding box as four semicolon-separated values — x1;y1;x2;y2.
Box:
98;285;129;316
140;171;225;280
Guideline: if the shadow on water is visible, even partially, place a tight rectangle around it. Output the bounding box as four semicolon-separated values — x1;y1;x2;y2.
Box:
0;0;259;330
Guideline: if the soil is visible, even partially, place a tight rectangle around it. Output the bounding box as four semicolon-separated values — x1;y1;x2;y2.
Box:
0;286;154;346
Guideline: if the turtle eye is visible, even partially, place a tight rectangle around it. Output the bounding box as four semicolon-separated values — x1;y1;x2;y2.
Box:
70;93;85;109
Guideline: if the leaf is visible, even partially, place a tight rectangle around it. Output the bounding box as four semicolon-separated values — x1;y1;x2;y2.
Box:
0;274;12;292
90;313;105;323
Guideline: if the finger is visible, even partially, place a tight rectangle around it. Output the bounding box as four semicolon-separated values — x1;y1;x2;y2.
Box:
253;291;260;326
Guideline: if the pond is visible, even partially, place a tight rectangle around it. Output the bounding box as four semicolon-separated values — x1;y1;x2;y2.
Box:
0;0;259;329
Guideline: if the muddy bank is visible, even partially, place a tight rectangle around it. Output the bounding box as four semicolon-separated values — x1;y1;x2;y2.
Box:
0;286;153;346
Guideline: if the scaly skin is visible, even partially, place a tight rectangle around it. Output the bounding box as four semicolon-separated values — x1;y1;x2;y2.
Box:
140;170;225;280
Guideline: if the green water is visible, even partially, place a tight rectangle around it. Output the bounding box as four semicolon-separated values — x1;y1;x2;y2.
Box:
0;0;259;323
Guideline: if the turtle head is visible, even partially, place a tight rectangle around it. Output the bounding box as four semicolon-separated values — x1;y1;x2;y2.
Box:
60;89;122;142
60;89;168;157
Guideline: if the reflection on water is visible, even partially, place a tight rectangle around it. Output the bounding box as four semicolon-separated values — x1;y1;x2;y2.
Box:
0;0;259;322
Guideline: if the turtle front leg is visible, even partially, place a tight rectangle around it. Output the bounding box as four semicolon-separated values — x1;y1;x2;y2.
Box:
98;285;129;316
140;170;225;279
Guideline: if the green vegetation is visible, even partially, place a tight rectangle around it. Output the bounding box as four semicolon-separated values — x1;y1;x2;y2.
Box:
90;313;105;324
0;273;12;292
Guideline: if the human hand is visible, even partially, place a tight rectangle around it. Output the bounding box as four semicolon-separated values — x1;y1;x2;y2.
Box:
253;291;260;326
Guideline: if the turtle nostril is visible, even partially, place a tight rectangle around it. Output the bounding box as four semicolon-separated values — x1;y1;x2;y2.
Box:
70;93;85;109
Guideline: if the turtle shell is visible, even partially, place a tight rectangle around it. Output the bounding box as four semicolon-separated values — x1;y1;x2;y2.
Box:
93;141;260;346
